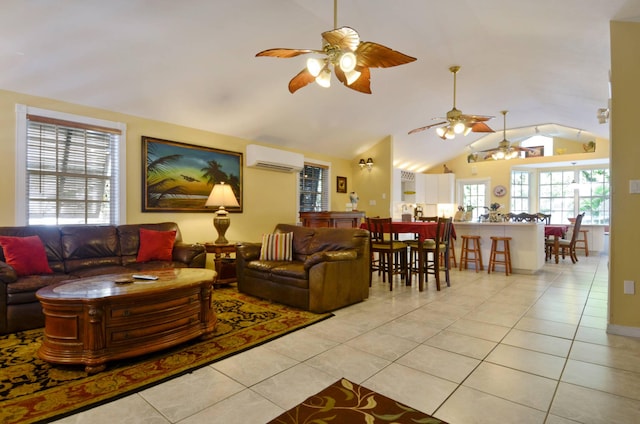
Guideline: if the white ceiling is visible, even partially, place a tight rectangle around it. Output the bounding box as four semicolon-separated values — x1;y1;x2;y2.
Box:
2;0;639;171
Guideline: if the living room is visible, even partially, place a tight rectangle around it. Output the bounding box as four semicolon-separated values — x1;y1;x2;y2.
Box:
1;2;640;423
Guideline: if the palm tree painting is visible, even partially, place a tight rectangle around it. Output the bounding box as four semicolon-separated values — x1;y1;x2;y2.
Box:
142;136;242;212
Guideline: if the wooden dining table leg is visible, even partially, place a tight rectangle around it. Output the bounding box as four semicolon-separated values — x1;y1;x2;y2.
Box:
418;240;425;291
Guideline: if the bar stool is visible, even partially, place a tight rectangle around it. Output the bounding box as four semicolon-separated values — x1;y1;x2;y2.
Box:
574;229;589;256
459;235;483;272
488;236;512;276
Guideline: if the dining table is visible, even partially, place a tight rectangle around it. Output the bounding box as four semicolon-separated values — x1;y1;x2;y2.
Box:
360;220;456;291
545;225;569;263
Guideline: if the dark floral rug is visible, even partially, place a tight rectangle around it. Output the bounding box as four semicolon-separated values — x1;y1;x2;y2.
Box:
0;287;332;424
268;378;448;424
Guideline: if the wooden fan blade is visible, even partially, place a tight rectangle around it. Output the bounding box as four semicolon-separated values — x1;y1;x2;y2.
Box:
408;121;447;135
461;114;494;123
321;27;360;51
356;41;417;68
334;66;372;94
256;48;320;58
288;68;316;94
469;121;495;133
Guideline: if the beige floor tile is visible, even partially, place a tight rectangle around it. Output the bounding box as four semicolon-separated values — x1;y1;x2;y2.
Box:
436;386;547;424
363;362;458;416
550;382;640;424
463;362;557;411
515;316;577;339
211;344;298;386
562;359;640;401
486;344;566;379
575;326;640;350
397;344;480;383
423;330;497;359
447;318;511;342
345;328;419;361
53;394;169;424
304;343;392;383
502;328;572;357
262;326;339;361
570;340;640;374
178;389;283;424
376;315;443;343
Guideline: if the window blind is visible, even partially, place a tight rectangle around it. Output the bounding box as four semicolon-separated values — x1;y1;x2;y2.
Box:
299;164;329;212
26;114;121;225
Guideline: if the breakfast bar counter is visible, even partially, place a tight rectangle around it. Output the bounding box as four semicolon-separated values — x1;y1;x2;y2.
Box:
452;222;545;274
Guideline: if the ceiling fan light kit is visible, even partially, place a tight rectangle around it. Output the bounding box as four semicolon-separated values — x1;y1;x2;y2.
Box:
409;65;495;139
479;110;533;160
256;0;416;94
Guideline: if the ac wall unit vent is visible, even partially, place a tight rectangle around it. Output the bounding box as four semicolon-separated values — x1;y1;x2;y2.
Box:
246;144;304;173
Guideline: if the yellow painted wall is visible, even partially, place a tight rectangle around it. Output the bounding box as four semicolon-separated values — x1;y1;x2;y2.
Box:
609;21;640;330
351;136;393;218
0;89;353;243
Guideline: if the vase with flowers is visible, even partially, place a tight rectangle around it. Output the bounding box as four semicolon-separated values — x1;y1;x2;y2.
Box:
489;202;502;222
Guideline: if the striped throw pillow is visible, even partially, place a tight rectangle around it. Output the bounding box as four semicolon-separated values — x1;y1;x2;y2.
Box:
259;232;293;261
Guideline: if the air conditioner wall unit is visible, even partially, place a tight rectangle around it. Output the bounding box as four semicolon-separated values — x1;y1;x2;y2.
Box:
246;144;304;173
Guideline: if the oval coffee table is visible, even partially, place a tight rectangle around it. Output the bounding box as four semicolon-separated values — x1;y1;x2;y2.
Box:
36;268;217;374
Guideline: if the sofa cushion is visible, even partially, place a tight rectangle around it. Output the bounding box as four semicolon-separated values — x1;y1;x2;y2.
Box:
259;232;293;261
0;235;53;276
137;228;177;262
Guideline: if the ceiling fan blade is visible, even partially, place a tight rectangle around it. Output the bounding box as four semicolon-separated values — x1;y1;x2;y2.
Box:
321;26;360;51
408;121;447;135
288;68;316;93
469;121;495;133
356;41;417;68
334;66;372;94
256;48;320;58
461;114;494;123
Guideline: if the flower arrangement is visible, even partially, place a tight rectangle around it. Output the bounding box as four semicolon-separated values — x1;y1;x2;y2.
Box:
489;202;501;211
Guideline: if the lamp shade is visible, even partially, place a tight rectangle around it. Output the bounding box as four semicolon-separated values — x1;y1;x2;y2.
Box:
205;182;239;211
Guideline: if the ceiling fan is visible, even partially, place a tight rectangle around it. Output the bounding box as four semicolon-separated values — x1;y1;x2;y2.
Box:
408;65;494;139
255;0;416;94
479;110;534;160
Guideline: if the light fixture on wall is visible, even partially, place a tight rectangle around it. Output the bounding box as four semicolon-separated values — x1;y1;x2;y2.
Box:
359;157;374;172
205;182;240;244
597;107;610;124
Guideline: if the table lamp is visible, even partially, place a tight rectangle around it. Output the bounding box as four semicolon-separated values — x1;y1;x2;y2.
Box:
205;182;240;244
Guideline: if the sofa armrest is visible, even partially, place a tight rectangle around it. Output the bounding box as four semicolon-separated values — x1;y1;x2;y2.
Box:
0;261;18;284
303;250;357;270
236;243;262;262
172;242;206;268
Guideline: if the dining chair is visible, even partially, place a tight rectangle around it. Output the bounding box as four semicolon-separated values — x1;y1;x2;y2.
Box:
417;216;439;222
407;217;452;290
366;217;409;291
545;212;585;263
536;213;551;224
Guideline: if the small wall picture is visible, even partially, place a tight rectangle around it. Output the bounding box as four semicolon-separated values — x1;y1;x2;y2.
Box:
336;176;347;193
525;146;544;157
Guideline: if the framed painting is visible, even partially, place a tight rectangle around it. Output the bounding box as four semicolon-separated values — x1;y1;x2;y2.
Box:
142;136;242;212
336;176;347;193
525;146;544;158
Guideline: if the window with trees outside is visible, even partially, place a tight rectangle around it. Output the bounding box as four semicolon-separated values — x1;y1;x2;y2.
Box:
16;105;126;226
538;167;609;225
460;181;488;221
510;170;531;213
299;163;329;212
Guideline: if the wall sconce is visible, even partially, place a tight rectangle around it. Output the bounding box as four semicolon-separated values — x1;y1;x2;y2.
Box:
358;157;374;172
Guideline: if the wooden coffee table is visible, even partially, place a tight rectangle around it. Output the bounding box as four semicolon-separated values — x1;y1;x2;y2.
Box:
36;268;217;374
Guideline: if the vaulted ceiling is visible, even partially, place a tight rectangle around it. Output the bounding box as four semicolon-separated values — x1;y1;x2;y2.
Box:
2;0;639;171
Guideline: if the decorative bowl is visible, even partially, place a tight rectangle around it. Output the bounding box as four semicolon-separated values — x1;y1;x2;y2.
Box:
568;218;576;224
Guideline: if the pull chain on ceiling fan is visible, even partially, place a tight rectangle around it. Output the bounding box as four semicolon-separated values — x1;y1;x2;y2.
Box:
408;65;495;139
256;0;416;94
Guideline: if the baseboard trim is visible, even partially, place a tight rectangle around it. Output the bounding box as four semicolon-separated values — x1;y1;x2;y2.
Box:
606;324;640;338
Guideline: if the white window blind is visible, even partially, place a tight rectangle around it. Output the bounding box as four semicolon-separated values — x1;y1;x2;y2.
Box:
25;114;122;225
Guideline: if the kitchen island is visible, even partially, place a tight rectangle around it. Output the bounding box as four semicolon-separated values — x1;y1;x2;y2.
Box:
452;222;545;274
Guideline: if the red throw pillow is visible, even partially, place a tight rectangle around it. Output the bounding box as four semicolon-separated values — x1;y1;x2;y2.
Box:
136;228;177;262
0;235;53;276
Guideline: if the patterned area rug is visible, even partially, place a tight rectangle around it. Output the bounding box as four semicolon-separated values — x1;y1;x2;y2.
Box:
0;287;332;424
268;378;447;424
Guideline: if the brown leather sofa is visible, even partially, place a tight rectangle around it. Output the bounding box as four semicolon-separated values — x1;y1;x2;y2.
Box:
236;223;370;313
0;222;205;334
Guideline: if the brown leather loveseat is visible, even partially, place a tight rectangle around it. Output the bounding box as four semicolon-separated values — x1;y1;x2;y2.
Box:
0;222;205;334
236;223;370;313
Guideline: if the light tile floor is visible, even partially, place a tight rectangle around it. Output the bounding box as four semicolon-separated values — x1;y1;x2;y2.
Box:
55;248;640;424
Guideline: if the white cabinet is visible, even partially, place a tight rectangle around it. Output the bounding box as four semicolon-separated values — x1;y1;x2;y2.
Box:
424;173;455;204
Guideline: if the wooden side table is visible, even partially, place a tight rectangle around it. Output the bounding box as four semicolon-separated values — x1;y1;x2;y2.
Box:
204;242;237;285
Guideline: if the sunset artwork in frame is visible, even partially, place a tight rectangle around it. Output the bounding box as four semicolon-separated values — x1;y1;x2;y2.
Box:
142;136;242;212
